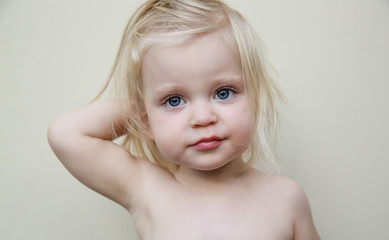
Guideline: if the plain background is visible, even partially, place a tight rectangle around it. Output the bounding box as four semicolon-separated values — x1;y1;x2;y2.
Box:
1;0;388;239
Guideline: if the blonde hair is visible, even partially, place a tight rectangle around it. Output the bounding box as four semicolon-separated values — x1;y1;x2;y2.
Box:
96;0;284;173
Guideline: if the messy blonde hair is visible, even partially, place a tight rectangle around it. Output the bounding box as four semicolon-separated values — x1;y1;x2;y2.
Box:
96;0;283;173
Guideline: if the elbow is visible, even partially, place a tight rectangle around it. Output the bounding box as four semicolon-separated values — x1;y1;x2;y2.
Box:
47;117;73;158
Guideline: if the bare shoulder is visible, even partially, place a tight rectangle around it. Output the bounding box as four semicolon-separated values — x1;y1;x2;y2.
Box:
265;175;308;206
252;172;321;239
251;172;306;200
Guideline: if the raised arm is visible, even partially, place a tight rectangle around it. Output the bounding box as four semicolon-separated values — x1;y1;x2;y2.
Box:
47;101;143;209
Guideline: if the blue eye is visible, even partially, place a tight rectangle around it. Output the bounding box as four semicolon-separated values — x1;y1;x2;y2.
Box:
215;88;233;100
166;96;184;107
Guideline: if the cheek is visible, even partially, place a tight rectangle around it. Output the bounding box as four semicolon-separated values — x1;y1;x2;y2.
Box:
151;126;183;164
147;111;185;153
227;97;255;123
228;100;256;143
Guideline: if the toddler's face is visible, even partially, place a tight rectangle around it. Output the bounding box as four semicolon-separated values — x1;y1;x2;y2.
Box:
142;31;255;171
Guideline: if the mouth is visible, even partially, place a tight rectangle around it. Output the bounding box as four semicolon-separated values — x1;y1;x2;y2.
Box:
189;136;224;151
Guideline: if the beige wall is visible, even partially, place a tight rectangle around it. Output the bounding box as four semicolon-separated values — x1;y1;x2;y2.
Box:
1;0;388;239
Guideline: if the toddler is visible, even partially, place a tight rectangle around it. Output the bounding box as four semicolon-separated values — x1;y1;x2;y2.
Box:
48;0;320;239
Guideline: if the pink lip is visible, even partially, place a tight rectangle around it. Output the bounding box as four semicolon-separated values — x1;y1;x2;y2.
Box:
190;136;223;150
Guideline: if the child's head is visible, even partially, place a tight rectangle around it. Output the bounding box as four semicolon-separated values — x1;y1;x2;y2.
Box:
101;0;282;172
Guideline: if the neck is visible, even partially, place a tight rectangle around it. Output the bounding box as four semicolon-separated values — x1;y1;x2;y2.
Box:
173;159;253;192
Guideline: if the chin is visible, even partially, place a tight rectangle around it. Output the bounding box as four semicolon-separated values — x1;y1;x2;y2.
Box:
192;160;232;172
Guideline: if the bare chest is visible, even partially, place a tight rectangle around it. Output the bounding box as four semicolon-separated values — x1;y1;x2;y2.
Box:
134;189;293;240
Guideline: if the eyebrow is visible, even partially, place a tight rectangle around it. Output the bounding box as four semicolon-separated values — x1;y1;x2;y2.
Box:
211;76;242;86
153;84;184;96
153;76;243;95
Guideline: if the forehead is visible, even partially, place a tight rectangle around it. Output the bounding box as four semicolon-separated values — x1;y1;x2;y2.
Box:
141;31;241;82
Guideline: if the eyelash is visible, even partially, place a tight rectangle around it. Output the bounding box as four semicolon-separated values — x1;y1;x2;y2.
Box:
162;94;185;107
161;86;238;107
215;86;237;99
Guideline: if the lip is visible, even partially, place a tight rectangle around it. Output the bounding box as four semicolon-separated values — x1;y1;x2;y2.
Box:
190;136;224;150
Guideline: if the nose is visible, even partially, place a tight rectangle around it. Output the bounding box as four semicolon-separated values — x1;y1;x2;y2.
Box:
189;101;218;128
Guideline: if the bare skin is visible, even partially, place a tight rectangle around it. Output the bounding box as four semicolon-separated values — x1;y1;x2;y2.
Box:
48;101;319;240
47;31;320;239
135;162;319;240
